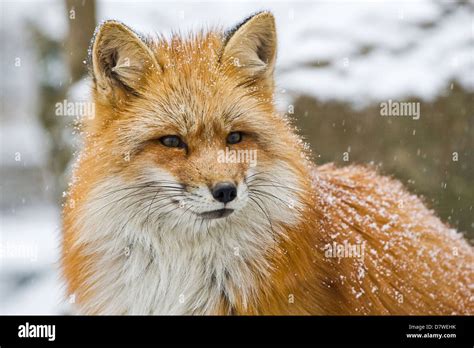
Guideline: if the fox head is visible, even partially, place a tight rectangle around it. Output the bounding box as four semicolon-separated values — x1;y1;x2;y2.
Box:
77;12;312;243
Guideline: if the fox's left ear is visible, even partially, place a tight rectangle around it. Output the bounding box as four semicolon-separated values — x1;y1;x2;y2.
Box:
222;12;277;86
90;20;159;103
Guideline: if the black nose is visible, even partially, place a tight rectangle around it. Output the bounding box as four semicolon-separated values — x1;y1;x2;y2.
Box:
212;182;237;203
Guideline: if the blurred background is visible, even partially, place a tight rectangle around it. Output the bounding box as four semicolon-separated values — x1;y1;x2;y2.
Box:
0;0;472;314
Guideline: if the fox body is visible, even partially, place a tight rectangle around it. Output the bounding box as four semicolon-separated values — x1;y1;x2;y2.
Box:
62;13;473;314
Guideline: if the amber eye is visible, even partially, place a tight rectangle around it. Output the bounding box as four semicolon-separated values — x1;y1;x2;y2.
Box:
160;135;185;148
227;132;242;144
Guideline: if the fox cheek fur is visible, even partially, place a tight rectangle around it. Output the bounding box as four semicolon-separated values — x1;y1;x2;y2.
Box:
61;12;474;315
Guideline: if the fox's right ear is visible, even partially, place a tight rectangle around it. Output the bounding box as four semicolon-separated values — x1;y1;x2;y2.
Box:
90;20;159;103
222;12;277;87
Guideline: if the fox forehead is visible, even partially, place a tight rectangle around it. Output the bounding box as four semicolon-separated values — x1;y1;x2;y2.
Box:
123;94;265;145
151;32;224;75
128;33;264;137
90;14;277;143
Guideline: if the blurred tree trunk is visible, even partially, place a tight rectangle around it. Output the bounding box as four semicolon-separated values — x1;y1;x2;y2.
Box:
31;0;96;202
65;0;96;82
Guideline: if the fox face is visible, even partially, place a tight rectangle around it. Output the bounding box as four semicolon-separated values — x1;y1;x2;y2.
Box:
64;13;314;313
80;12;310;240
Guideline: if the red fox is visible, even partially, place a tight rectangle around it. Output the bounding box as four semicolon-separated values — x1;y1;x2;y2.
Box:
62;12;473;314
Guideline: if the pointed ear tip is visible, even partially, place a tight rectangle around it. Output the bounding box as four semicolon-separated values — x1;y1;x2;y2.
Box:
256;11;274;18
90;20;131;73
94;19;130;37
253;11;276;23
245;12;276;34
98;19;127;28
91;19;140;57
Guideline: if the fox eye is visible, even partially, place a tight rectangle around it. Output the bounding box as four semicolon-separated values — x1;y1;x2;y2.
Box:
160;135;185;148
227;132;242;144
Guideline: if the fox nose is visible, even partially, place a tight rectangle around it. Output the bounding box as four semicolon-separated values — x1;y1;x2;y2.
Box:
212;182;237;204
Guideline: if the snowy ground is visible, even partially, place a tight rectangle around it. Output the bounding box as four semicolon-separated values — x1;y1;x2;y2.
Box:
1;0;472;314
0;205;69;314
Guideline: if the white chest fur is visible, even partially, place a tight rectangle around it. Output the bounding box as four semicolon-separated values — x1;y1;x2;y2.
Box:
71;163;303;314
73;191;285;314
79;233;258;314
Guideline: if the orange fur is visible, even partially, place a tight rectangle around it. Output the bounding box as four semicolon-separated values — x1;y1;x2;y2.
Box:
62;13;473;315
